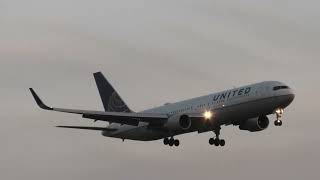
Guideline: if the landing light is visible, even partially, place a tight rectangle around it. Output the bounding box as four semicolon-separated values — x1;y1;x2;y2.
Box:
276;108;284;114
204;111;213;120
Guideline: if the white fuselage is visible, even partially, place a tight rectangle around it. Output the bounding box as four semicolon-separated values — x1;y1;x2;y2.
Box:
103;81;294;141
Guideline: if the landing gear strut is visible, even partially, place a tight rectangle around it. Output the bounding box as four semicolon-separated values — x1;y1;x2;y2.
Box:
209;127;225;147
274;108;284;126
163;137;180;147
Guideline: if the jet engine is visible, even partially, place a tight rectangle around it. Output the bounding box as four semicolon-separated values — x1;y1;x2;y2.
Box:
239;115;269;132
165;115;192;131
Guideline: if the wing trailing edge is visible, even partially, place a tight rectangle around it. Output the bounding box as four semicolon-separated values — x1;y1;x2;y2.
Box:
29;88;168;126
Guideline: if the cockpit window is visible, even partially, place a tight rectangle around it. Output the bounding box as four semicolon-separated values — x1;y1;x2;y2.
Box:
273;86;289;91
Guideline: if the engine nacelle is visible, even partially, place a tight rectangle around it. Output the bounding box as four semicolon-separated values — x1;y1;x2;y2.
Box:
239;115;269;132
165;115;192;131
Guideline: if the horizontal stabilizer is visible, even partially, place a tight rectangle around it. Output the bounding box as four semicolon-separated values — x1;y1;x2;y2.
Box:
56;126;117;131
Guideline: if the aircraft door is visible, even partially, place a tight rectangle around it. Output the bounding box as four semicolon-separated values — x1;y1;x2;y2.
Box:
255;86;264;97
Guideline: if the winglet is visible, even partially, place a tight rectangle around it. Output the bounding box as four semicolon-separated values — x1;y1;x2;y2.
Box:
29;88;53;110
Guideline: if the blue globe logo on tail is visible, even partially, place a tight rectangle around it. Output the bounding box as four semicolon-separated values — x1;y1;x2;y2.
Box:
107;92;131;112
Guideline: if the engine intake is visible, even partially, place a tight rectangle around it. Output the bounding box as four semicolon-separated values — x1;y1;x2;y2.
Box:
179;115;191;130
239;115;269;132
165;114;192;131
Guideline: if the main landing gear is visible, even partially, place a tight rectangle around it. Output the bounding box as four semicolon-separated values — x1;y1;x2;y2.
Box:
274;108;284;126
163;137;180;147
209;127;225;147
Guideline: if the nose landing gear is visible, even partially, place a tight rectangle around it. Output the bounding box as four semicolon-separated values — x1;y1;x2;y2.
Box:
274;108;284;126
274;120;283;126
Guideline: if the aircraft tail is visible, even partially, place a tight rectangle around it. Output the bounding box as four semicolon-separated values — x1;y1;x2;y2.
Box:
93;72;133;113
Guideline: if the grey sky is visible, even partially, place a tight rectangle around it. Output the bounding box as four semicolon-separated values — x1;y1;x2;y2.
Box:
0;0;319;179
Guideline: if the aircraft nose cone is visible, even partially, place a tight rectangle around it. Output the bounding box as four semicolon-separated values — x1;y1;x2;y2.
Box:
277;93;295;109
287;94;295;105
281;93;295;108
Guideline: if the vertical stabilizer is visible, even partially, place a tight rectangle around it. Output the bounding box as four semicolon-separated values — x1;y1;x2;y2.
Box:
93;72;133;113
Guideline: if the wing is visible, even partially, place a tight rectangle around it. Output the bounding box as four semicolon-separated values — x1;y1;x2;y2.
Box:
29;88;168;126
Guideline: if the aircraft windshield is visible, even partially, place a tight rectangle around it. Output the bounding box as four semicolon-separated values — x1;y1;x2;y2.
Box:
273;86;289;91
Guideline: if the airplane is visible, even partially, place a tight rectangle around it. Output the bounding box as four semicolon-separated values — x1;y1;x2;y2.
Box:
30;72;295;147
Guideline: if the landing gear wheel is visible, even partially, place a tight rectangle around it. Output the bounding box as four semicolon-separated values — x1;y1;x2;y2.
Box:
275;108;284;127
209;138;215;145
209;127;226;147
274;120;283;126
174;139;180;147
163;138;169;145
168;138;175;146
213;127;226;147
219;139;226;147
279;121;283;126
214;139;220;146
